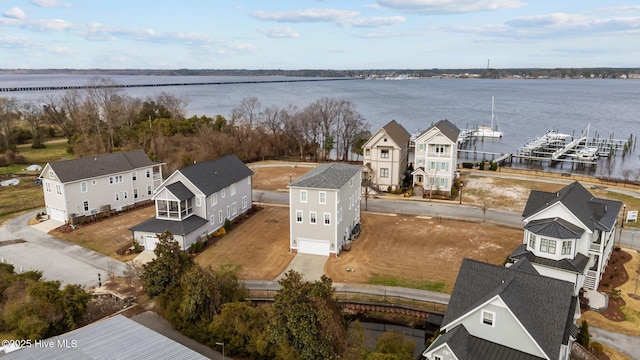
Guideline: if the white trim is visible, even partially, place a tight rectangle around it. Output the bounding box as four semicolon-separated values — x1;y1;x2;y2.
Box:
481;309;495;327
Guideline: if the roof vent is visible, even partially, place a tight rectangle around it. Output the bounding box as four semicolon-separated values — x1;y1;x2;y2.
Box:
556;192;559;197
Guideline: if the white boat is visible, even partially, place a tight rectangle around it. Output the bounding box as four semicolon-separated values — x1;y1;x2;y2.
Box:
472;96;503;138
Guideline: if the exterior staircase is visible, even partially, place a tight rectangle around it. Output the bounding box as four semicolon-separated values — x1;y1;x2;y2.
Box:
413;185;424;198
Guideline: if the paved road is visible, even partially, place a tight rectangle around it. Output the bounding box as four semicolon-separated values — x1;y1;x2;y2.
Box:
590;326;640;359
0;210;126;288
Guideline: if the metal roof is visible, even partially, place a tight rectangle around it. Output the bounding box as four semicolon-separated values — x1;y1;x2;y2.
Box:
1;315;209;360
44;150;162;183
509;245;590;274
524;217;585;239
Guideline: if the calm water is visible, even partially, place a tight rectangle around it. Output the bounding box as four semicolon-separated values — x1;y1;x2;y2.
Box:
2;74;639;177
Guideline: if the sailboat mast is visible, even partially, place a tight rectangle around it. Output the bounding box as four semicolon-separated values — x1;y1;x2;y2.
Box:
491;96;495;130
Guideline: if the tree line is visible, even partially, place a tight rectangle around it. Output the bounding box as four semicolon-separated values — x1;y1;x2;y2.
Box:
0;77;371;173
140;232;417;360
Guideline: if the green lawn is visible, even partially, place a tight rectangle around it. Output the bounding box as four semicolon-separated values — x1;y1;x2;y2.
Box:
0;138;72;219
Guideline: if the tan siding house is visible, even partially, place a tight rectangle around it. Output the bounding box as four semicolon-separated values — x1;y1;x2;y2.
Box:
362;120;410;191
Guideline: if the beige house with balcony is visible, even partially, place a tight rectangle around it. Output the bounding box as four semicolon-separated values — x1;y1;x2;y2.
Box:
362;120;411;192
411;119;460;196
40;150;163;223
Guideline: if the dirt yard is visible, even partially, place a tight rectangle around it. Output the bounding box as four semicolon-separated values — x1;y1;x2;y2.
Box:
250;162;315;190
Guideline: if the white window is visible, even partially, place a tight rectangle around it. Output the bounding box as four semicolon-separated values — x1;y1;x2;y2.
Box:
132;171;137;181
324;213;331;225
196;197;202;207
134;188;138;199
481;310;495;327
231;202;237;215
219;210;223;224
418;143;426;151
49;170;55;179
55;184;62;195
226;205;230;218
242;196;248;209
211;192;217;206
418;159;425;165
434;356;442;360
365;149;370;156
230;183;236;196
124;191;128;199
210;215;215;225
45;182;51;192
310;211;317;224
350;178;353;187
540;238;557;254
147;185;152;195
248;176;251;184
349;195;352;209
380;168;389;178
562;240;572;255
338;208;342;223
146;169;151;178
319;191;326;204
92;179;97;185
296;210;303;223
300;190;308;203
109;175;123;184
115;193;120;201
81;181;87;193
222;188;226;198
83;200;89;212
380;149;389;158
529;233;536;250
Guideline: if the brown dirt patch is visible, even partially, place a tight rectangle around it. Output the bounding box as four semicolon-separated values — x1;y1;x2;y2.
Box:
51;207;156;261
194;206;295;280
583;250;631;322
325;214;522;293
250;164;314;190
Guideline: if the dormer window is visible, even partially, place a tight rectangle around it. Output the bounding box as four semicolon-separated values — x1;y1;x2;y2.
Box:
481;310;495;327
562;240;572;255
528;233;536;250
540;238;557;254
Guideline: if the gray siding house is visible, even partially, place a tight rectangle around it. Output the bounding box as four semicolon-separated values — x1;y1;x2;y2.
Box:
423;258;578;360
289;163;362;257
40;150;163;223
129;154;253;251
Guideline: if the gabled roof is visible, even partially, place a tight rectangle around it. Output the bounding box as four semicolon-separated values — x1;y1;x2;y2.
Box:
176;154;253;196
165;182;194;201
128;215;208;236
381;120;411;146
289;163;361;190
443;258;575;360
524;217;585;239
418;119;460;143
43;150;162;183
428;325;545;360
522;181;622;232
509;244;590;274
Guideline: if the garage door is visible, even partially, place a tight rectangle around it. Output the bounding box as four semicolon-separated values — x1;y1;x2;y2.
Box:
49;207;66;222
298;239;330;256
145;235;159;252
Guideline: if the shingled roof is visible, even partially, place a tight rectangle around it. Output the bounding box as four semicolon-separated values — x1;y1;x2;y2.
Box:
289;163;361;190
381;120;411;147
421;119;460;143
524;217;585;239
522;181;622;232
442;258;576;360
44;150;162;183
509;244;590;274
177;154;253;196
128;214;208;236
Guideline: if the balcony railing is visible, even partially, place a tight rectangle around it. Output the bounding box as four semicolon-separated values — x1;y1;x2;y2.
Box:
589;242;602;253
427;152;451;157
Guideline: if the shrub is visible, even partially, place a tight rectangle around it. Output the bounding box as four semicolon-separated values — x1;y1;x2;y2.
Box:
212;227;226;237
133;239;142;253
490;161;498;171
577;320;589;348
224;218;232;231
590;342;604;356
462;162;474;169
189;240;204;254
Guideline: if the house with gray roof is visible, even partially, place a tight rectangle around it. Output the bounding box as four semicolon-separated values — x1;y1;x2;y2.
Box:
40;150;164;223
288;162;362;256
362;120;411;192
509;181;623;293
422;258;578;360
129;154;253;251
411;119;460;196
0;315;209;359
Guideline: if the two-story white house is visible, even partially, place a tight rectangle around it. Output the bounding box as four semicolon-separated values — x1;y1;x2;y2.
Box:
289;163;362;257
129;154;253;251
362;120;411;192
40;150;164;223
509;181;623;294
412;120;460;196
423;258;578;360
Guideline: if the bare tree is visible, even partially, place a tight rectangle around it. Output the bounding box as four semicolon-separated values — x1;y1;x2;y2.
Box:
335;100;368;161
21;102;45;148
232;96;261;130
85;77;128;152
43;96;74;142
261;105;284;156
0;97;19;151
307;98;340;160
156;92;188;120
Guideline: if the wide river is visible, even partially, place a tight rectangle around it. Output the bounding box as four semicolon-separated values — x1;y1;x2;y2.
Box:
2;74;639;177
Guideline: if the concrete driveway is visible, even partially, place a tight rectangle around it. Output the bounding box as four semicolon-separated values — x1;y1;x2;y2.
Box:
276;254;328;282
0;210;126;288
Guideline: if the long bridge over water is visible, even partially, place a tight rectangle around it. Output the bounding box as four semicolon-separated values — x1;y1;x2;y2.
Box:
0;77;362;92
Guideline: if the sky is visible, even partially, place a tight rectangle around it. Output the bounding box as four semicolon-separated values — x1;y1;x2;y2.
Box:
1;0;639;70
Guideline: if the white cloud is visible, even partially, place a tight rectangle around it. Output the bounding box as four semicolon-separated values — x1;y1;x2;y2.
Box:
377;0;525;14
365;3;382;9
252;8;360;23
341;16;405;27
3;7;26;20
30;0;72;8
259;26;299;38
